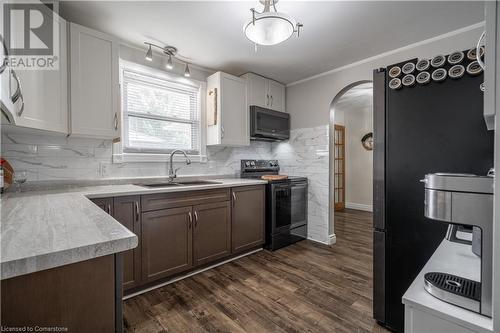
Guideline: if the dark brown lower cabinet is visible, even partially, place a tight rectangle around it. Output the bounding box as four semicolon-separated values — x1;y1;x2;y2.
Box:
113;196;142;290
231;185;266;253
91;196;113;215
193;201;231;266
1;255;117;332
141;206;193;283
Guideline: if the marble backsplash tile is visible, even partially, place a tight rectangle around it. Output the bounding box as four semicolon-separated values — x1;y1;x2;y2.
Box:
1;126;330;244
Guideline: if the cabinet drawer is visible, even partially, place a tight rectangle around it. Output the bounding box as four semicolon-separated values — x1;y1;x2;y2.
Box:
141;188;230;212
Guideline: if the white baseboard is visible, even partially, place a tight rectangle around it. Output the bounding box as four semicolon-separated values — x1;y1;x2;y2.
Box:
307;233;336;246
345;202;373;212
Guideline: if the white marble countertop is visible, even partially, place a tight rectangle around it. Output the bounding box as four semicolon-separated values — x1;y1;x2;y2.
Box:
1;178;267;280
402;239;493;333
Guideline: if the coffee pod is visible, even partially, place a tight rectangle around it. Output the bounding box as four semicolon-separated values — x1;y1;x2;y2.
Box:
402;74;416;87
416;59;430;71
389;66;401;78
431;68;447;82
389;78;402;90
448;64;465;79
402;62;416;75
466;61;483;76
431;55;446;68
447;51;464;65
467;46;485;60
416;71;430;85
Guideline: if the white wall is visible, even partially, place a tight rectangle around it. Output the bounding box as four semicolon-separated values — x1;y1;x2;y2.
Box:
284;23;484;241
334;86;373;211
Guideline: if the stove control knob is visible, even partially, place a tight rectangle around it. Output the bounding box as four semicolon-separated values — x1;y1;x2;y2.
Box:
245;161;251;167
250;161;256;167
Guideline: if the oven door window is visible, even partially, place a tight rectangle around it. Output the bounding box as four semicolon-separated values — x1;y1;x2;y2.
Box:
274;185;291;229
291;182;308;228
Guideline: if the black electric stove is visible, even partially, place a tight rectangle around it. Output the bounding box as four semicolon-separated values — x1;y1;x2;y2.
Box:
241;160;308;250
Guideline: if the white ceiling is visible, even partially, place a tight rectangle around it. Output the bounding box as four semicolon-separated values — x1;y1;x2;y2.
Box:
60;1;484;84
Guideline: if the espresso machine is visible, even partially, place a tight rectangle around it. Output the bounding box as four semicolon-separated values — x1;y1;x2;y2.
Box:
422;172;493;317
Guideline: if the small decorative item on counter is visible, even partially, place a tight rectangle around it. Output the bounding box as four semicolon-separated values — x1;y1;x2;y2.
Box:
431;68;447;82
416;59;430;71
0;158;14;192
447;51;464;65
361;132;374;151
402;74;416;87
430;54;446;68
448;64;465;79
13;170;27;193
388;66;401;78
402;62;416;75
416;71;431;85
466;61;483;76
389;77;402;90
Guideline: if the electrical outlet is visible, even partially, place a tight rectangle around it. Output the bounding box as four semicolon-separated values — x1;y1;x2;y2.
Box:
99;162;109;177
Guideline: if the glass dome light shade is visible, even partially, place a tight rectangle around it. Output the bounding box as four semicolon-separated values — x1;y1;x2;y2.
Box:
244;12;296;46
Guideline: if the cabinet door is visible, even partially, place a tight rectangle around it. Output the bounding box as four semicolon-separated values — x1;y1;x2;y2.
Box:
231;185;266;253
9;14;68;133
141;207;193;283
268;80;286;112
483;1;498;130
90;197;114;215
220;73;249;146
193;201;231;266
247;73;269;108
113;196;141;290
69;23;119;138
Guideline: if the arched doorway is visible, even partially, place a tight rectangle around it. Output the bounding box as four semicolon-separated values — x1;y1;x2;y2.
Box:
328;80;373;240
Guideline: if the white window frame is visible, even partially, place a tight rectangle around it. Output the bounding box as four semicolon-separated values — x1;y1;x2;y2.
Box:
113;60;207;163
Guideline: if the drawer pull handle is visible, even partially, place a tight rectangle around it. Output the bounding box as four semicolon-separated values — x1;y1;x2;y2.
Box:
188;211;193;229
134;201;139;221
194;211;198;227
232;192;236;206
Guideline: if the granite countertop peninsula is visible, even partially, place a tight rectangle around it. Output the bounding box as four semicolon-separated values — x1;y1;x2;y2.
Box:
1;176;267;280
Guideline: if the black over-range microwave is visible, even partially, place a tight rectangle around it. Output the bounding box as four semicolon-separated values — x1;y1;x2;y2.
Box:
250;106;290;141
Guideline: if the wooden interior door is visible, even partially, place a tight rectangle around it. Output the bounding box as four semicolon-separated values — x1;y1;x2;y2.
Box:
334;125;346;211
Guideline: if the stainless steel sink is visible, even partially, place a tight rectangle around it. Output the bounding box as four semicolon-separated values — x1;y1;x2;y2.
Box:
136;180;222;188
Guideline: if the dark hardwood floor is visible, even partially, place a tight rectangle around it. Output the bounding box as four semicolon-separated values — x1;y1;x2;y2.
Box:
124;209;390;333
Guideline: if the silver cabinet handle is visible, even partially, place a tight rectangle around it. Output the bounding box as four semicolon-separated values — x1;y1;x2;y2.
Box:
0;35;8;75
10;70;21;104
16;94;24;117
194;211;198;227
476;31;486;70
221;125;225;139
134;201;139;221
232;192;236;206
266;94;269;106
114;112;118;130
188;211;193;229
270;95;273;107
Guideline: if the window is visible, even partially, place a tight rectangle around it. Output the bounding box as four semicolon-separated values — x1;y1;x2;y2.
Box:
121;65;203;157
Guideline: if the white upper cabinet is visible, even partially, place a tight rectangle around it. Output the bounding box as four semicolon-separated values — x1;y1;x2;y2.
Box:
241;72;286;112
69;23;119;138
483;1;498;130
268;79;286;112
206;72;249;146
5;13;68;134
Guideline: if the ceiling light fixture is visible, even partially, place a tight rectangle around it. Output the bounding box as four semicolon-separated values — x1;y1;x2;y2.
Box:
166;55;173;70
145;44;153;61
144;42;192;74
243;0;303;46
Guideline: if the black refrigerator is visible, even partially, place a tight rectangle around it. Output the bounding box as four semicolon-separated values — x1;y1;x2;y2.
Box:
372;54;494;332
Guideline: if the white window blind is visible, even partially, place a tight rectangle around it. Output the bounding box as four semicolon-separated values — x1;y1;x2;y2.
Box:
122;69;201;154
